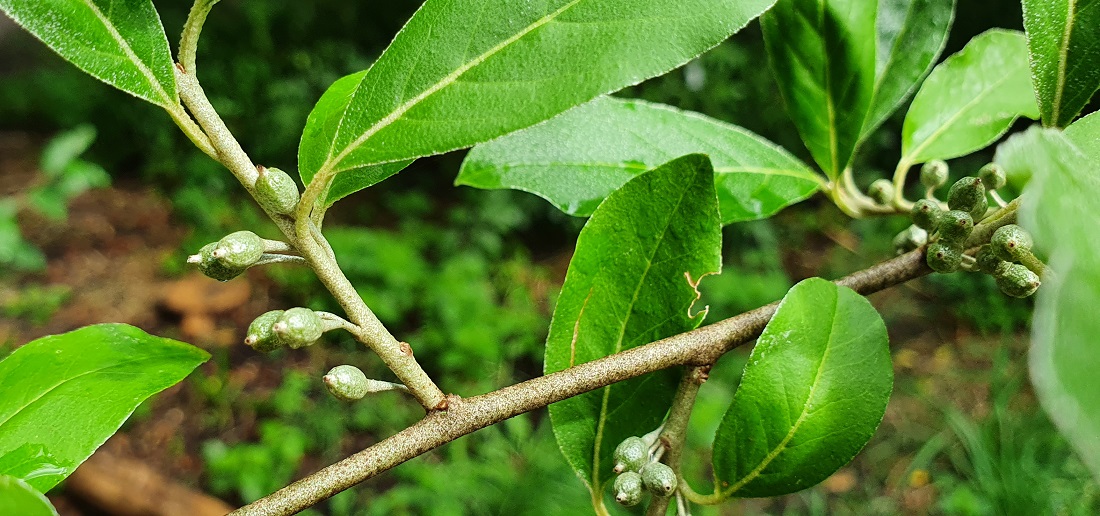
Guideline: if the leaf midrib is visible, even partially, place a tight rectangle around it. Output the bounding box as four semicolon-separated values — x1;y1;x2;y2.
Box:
720;291;841;497
80;0;174;107
1050;0;1078;124
322;0;584;178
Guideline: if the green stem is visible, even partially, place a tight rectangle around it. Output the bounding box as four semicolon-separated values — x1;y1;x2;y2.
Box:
179;0;221;75
965;197;1020;248
891;158;916;211
646;366;708;516
1017;250;1052;279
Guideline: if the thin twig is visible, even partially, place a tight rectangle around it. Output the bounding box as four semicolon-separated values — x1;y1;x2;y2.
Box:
231;250;933;516
646;366;708;516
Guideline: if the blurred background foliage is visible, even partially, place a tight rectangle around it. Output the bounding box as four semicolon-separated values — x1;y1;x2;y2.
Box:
1;0;1097;514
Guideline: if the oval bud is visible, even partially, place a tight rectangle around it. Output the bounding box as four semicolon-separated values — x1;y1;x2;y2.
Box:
893;225;928;255
323;365;370;401
936;210;974;244
995;263;1041;298
947;176;988;219
612;471;645;507
978;163;1006;190
256;166;300;215
639;462;677;497
926;242;963;273
991;224;1033;262
213;231;265;270
613;437;649;474
868;179;893;205
273;307;324;349
911;199;942;231
245;310;284;352
974;245;1008;276
196;242;246;281
920;160;949;190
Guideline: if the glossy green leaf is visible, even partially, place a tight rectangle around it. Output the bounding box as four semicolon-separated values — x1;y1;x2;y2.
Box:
0;324;209;492
761;0;877;178
0;0;177;107
1023;0;1100;128
298;0;778;199
546;154;722;505
902;30;1039;164
0;476;58;516
1065;110;1100;163
996;127;1100;482
712;278;892;497
863;0;955;138
457;96;823;224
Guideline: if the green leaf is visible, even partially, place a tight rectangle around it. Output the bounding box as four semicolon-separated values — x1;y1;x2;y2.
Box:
0;476;58;516
457;97;823;224
0;324;209;492
996;127;1100;482
298;0;778;199
0;0;177;108
901;30;1039;165
1022;0;1100;128
863;0;955;139
761;0;878;178
712;278;892;498
545;154;722;504
1065;110;1100;163
40;125;97;177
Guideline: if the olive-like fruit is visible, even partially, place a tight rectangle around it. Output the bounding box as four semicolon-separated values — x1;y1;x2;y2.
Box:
911;199;942;231
978;163;1006;190
256;166;300;215
244;310;284;352
974;245;1008;276
936;210;974;244
926;242;963;273
995;263;1041;298
868;179;893;205
612;472;644;507
196;242;246;281
893;225;928;255
991;224;1034;262
213;230;265;270
947;176;988;219
612;436;648;474
639;462;677;497
323;365;370;401
273;307;324;349
920;160;949;189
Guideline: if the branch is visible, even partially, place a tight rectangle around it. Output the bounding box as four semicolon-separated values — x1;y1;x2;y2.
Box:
232;250;932;516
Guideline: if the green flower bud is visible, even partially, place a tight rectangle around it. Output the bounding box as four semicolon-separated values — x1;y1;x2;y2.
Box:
639;462;677;497
612;472;644;507
213;230;265;270
868;179;893;205
911;199;943;231
936;210;974;244
995;263;1041;298
613;437;649;474
991;224;1033;262
893;225;928;255
323;365;370;401
978;163;1006;190
926;242;963;273
921;160;949;190
244;310;284;352
256;166;300;215
974;245;1009;276
273;307;324;349
947;176;988;219
193;242;246;281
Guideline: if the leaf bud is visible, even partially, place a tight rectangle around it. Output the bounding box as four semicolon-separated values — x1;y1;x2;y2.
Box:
244;310;284;352
910;199;942;231
639;462;677;497
893;225;928;255
920;160;949;189
947;176;988;219
191;242;246;281
936;210;974;244
868;179;893;205
974;245;1008;276
990;224;1033;262
926;242;963;273
995;263;1041;298
213;230;265;270
612;471;644;507
978;163;1006;190
323;365;370;401
273;307;324;349
256;166;300;215
612;436;649;474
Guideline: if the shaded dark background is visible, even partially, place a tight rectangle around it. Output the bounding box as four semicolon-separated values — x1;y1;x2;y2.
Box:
2;1;1097;514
